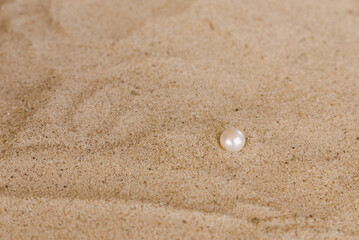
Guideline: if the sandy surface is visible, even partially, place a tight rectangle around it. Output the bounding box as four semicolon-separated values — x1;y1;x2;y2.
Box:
0;0;359;239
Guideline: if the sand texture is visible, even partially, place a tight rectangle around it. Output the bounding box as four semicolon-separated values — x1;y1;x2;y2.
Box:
0;0;359;239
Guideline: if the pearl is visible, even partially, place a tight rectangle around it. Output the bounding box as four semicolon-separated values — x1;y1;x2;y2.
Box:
220;128;245;152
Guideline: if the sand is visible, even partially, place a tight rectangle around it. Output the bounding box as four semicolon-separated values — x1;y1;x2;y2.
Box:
0;0;358;239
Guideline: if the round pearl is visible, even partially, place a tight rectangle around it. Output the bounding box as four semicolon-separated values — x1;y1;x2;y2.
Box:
220;128;245;152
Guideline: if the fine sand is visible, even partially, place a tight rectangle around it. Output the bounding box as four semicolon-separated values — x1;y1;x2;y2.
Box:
0;0;359;239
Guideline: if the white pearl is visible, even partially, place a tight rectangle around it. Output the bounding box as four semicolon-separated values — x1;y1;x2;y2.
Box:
220;128;245;152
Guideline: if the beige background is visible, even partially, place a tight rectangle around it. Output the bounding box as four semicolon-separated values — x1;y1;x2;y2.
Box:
0;0;359;239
